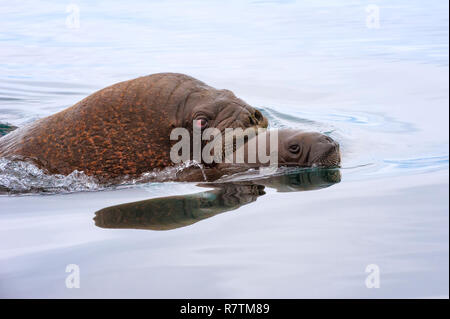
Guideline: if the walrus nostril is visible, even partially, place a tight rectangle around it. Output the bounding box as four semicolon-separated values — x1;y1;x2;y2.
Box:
325;143;337;155
254;110;263;122
334;142;340;150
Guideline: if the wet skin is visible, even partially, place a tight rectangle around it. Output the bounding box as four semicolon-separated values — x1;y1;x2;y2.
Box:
0;73;268;182
175;129;341;182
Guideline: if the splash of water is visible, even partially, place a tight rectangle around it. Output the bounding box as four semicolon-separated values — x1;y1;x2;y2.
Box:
0;157;219;195
0;158;101;195
131;160;208;184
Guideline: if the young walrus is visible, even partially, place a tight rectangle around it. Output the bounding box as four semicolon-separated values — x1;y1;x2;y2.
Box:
175;129;341;182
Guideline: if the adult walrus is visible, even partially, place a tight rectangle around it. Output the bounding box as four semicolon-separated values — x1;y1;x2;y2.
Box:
0;73;268;181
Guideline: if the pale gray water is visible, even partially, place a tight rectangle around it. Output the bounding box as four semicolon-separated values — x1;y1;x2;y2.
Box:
0;0;448;298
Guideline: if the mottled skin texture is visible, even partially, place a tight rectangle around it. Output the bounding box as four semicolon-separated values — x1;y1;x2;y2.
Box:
0;73;267;182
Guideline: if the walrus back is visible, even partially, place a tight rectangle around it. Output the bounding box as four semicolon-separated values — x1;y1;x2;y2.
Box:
0;73;205;179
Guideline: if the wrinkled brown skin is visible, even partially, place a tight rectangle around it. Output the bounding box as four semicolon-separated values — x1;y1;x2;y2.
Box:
0;73;268;182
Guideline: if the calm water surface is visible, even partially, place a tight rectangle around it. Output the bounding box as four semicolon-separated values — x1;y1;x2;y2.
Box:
0;0;448;298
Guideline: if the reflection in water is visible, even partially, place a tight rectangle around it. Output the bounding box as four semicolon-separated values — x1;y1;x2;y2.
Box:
94;169;341;231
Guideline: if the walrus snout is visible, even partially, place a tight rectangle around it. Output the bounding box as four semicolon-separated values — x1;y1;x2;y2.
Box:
234;107;268;130
308;134;341;167
250;109;267;127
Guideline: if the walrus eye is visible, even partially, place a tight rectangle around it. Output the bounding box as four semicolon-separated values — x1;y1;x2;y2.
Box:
195;117;208;129
288;144;300;154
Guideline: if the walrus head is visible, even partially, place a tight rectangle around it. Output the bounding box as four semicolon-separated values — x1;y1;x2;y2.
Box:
223;128;341;169
276;129;341;167
161;74;268;165
180;88;268;133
